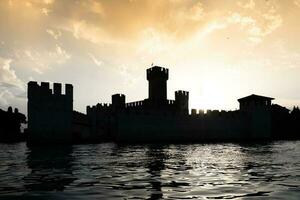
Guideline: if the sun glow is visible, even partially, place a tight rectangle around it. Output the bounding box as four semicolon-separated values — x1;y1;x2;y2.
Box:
191;79;222;111
189;77;239;112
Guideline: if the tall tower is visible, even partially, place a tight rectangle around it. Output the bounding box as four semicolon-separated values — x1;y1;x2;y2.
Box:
112;94;126;111
175;90;189;115
146;66;169;102
27;81;73;144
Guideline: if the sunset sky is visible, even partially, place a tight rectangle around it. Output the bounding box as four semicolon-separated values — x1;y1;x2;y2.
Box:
1;0;300;114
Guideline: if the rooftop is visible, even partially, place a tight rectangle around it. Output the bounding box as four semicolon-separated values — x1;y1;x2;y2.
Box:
238;94;274;102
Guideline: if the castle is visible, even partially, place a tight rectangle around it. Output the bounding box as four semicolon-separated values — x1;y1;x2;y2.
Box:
27;82;89;144
27;66;300;144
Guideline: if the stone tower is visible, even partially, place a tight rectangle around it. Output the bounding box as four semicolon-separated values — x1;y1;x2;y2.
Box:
146;66;169;102
175;90;189;115
27;81;73;144
112;94;126;111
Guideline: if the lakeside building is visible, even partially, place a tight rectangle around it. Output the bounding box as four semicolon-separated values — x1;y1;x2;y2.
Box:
0;107;26;142
26;66;300;144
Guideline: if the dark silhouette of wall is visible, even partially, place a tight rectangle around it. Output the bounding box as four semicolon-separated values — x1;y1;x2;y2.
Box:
85;66;299;143
271;104;290;139
72;110;91;143
27;81;73;144
27;65;300;144
86;102;113;141
86;66;190;140
290;106;300;139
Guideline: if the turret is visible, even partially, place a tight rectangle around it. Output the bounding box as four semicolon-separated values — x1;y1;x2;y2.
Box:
112;94;126;111
175;90;189;115
7;106;12;113
146;66;169;102
53;83;62;95
27;81;74;144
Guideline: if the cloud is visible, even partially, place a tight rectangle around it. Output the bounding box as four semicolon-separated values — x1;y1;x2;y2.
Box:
46;29;61;40
21;44;71;74
117;64;141;87
0;0;299;112
0;58;23;88
44;0;55;5
53;44;71;63
29;0;207;43
88;53;102;66
0;57;25;109
0;0;284;49
41;7;51;15
238;0;255;9
65;20;112;44
223;3;282;44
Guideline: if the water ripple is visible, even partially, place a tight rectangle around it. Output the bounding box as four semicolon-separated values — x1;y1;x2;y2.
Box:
0;141;299;199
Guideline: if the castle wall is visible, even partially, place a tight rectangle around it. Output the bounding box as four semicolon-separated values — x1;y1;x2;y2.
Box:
72;111;91;142
247;110;272;139
86;103;113;141
25;66;276;144
114;112;248;143
27;82;73;144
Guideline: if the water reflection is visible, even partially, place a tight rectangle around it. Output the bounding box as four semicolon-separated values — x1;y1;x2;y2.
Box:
0;141;299;199
23;145;76;191
146;145;167;199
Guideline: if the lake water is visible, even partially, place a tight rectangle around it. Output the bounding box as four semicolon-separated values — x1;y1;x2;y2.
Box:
0;141;299;199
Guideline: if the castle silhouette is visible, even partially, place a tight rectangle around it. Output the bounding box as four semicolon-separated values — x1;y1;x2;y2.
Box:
25;65;299;144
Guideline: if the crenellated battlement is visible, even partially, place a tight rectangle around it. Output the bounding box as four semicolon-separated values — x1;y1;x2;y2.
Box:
27;81;73;112
175;90;189;97
112;93;125;98
125;101;144;108
168;100;175;105
147;66;169;101
28;81;73;99
86;103;112;114
146;66;169;80
97;103;111;108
